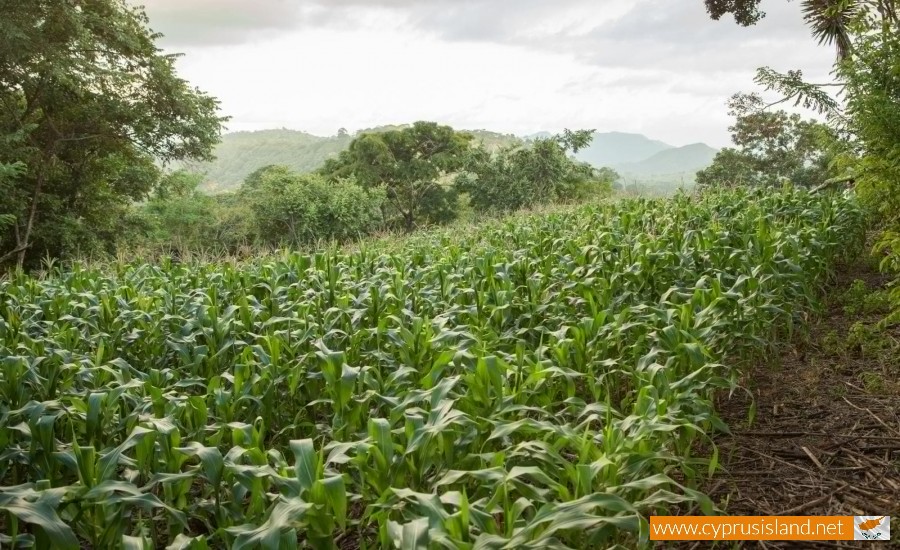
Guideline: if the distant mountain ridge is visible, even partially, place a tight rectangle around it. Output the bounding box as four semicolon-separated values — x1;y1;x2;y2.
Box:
570;132;718;190
188;127;717;192
573;132;673;167
183;129;350;192
613;143;719;176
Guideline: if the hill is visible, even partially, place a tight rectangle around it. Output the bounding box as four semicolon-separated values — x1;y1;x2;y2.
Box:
612;143;719;176
177;129;350;192
573;131;674;167
185;127;715;193
608;143;719;193
188;127;522;192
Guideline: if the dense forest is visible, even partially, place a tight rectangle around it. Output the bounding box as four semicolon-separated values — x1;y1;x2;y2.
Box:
0;0;898;548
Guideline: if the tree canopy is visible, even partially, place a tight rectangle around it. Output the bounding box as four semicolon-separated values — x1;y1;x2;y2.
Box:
241;166;385;245
0;0;224;267
455;131;611;212
320;122;473;231
696;96;845;188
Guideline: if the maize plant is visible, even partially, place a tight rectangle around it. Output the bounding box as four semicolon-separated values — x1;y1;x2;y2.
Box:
0;188;865;548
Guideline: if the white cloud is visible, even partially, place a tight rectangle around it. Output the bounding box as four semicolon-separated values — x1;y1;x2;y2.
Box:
136;0;838;147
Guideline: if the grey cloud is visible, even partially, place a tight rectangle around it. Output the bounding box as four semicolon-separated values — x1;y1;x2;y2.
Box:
138;0;305;45
524;0;832;75
138;0;834;82
138;0;610;46
388;0;825;83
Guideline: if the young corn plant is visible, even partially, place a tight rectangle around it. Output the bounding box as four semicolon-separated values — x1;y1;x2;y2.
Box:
0;188;866;548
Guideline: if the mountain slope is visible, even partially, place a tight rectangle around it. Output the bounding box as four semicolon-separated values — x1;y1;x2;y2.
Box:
180;129;351;192
574;132;674;167
184;127;715;193
613;143;719;176
189;127;522;192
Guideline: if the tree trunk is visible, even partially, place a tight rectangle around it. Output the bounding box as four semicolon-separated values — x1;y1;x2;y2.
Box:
16;170;44;268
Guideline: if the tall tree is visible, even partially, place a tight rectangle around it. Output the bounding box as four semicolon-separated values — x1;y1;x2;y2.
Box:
697;94;846;188
455;130;604;212
0;0;225;267
320;122;472;231
703;0;896;59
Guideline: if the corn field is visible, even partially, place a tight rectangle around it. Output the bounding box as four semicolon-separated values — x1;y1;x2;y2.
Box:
0;188;865;549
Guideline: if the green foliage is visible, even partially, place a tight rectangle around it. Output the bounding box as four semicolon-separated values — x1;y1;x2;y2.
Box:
696;97;846;188
177;130;355;193
694;149;759;188
708;1;900;330
456;131;611;213
839;279;891;316
0;161;26;231
839;14;900;221
0;0;224;268
132;171;226;254
752;68;842;116
242;166;386;245
0;188;865;548
320;122;472;231
800;0;860;60
704;0;766;26
846;320;895;360
178;128;524;193
821;329;847;356
836;9;900;325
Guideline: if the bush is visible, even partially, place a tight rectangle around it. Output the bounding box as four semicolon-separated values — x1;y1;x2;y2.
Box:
456;132;612;213
242;165;385;245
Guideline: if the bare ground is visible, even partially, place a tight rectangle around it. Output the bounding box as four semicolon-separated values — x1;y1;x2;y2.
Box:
678;258;900;549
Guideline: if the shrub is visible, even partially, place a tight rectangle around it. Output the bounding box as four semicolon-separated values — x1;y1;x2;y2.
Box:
242;166;386;245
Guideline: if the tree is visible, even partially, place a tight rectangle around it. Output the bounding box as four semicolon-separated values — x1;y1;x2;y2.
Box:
455;130;608;212
0;0;224;267
320;122;472;231
702;1;898;202
703;0;896;59
131;170;259;257
137;171;219;253
838;9;900;219
695;149;759;188
242;166;385;245
705;1;900;319
696;97;845;188
704;0;767;25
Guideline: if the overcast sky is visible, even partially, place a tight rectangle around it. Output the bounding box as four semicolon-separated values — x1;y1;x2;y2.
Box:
135;0;835;147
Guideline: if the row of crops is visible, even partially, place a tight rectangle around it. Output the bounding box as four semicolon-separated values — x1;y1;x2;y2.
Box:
0;188;865;549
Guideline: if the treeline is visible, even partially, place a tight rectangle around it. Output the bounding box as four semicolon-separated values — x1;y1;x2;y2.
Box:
131;123;616;258
0;0;615;270
702;0;900;329
176;128;525;193
0;0;223;269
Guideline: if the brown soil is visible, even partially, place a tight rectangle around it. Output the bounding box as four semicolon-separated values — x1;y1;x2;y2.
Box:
678;259;900;549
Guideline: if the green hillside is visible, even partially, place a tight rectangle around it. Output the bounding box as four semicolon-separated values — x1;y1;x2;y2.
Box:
610;142;719;192
613;143;718;176
185;127;715;194
190;127;522;192
177;130;350;193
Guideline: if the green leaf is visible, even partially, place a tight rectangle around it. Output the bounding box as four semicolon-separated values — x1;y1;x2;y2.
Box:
290;439;320;492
